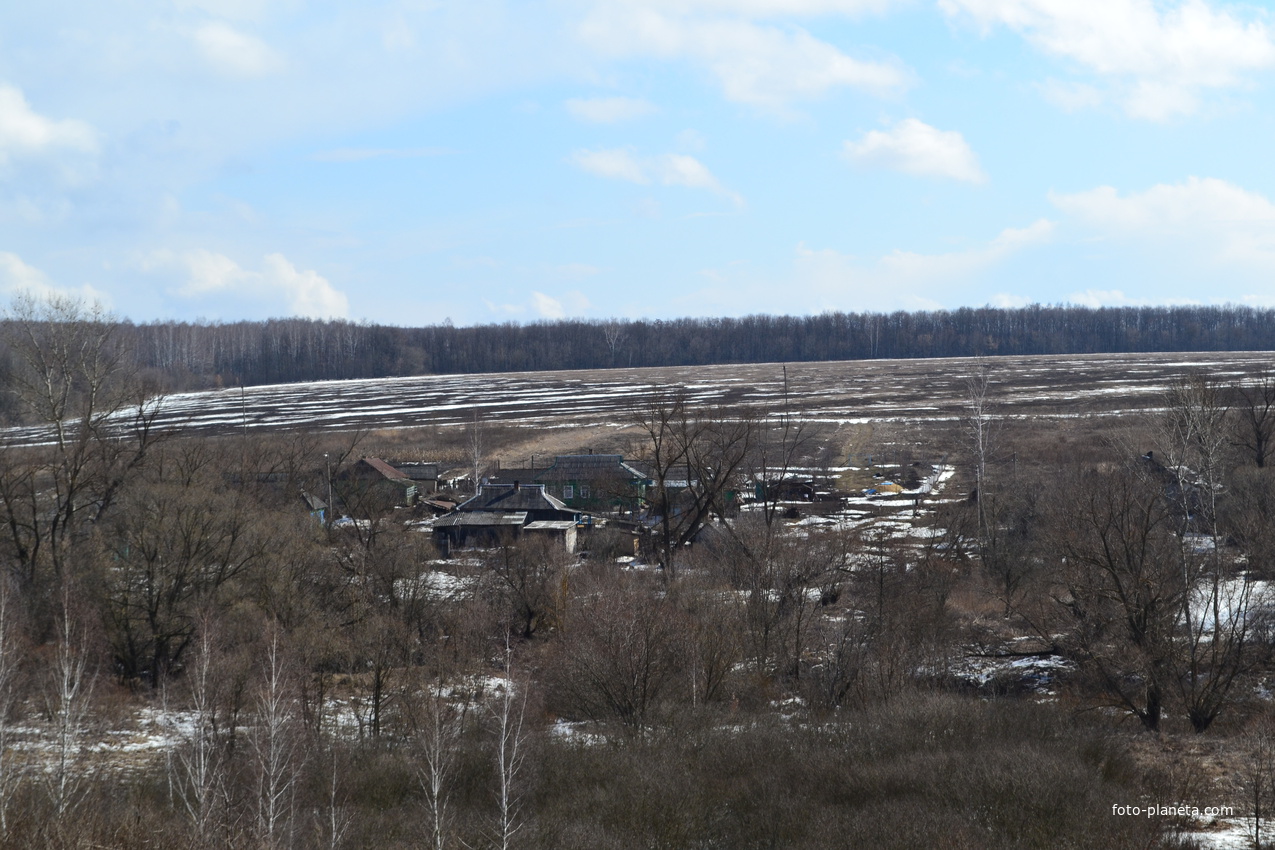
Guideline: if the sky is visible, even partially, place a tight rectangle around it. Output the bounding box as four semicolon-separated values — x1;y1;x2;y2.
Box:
2;0;1275;326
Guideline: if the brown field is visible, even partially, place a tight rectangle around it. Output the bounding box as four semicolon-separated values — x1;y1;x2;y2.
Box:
146;350;1275;470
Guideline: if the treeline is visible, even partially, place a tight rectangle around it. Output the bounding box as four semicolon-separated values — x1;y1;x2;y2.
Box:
57;303;1275;389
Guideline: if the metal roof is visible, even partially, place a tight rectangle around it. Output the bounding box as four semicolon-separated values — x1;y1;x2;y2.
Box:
456;483;571;513
523;520;578;531
536;454;645;482
360;457;409;481
433;511;527;528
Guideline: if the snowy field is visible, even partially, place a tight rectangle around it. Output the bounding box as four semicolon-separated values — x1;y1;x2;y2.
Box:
91;351;1275;438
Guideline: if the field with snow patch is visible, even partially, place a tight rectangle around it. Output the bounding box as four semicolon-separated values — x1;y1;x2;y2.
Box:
136;351;1275;438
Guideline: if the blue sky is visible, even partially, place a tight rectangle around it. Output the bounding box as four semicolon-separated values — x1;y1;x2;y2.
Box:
2;0;1275;325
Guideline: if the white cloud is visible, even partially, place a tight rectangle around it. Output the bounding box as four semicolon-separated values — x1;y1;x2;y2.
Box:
872;218;1054;279
161;250;348;318
655;154;720;191
532;291;566;319
1067;289;1155;308
787;219;1054;311
990;292;1033;308
1037;79;1104;112
1051;177;1275;269
578;5;909;109
0;252;107;303
570;148;651;184
570;147;742;203
565;96;658;123
0;84;97;167
194;22;286;78
843;118;986;183
940;0;1275;119
492;290;591;319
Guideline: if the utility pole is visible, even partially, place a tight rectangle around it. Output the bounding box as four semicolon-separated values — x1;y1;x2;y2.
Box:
324;453;334;528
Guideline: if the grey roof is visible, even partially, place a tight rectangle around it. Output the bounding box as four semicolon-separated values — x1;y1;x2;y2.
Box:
433;511;527;529
456;483;571;513
627;460;693;486
486;467;548;485
523;520;578;531
536;455;646;482
392;462;440;481
300;490;327;511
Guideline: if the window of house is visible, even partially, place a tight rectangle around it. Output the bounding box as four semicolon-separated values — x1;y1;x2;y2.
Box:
564;485;574;500
580;485;590;499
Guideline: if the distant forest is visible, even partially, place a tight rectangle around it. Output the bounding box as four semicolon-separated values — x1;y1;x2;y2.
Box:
62;304;1275;389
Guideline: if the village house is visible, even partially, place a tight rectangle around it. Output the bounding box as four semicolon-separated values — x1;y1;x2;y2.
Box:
432;482;580;555
334;457;418;513
487;453;648;512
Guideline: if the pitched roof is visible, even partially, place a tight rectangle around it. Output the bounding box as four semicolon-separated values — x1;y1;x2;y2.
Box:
486;467;548;485
434;511;527;528
361;457;409;481
536;455;646;482
456;483;571;513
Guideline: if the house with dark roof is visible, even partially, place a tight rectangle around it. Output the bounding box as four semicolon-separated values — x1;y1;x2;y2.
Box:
487;454;649;512
535;454;647;509
433;483;580;554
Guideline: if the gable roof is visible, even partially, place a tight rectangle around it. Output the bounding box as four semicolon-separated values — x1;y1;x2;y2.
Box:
434;511;527;529
456;483;571;513
360;457;409;481
486;467;548;485
536;454;646;482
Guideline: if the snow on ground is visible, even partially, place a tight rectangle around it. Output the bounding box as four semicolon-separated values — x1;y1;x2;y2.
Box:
947;652;1074;694
1190;578;1274;634
1176;817;1258;849
9;351;1265;442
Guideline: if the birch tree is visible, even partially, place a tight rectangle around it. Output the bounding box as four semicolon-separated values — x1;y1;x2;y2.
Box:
252;627;303;849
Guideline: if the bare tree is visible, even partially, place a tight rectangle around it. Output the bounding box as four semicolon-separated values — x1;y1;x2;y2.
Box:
173;617;229;845
602;320;626;367
552;574;684;731
1159;374;1251;732
1051;466;1181;732
43;584;96;823
0;576;23;837
469;407;484;494
101;470;264;687
725;517;838;680
752;365;811;532
484;536;570;640
490;643;530;850
631;389;755;575
0;294;167;598
1246;715;1275;849
415;667;469;850
252;627;303;849
1235;372;1275;468
964;359;998;541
